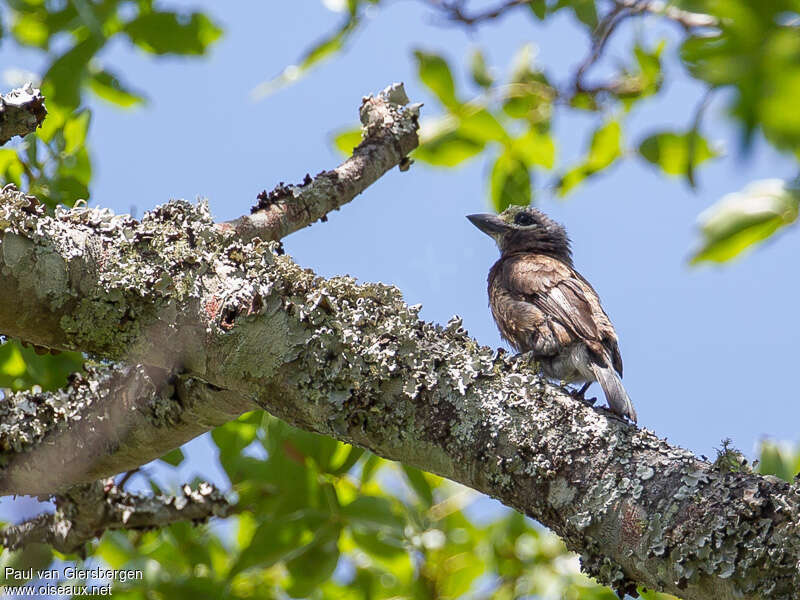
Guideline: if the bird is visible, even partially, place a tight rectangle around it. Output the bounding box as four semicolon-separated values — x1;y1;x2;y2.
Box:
467;205;637;423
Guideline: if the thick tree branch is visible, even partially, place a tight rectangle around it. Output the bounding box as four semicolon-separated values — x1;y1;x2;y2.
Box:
0;85;798;598
0;479;231;553
0;85;47;146
0;190;799;597
217;83;420;242
0;362;255;493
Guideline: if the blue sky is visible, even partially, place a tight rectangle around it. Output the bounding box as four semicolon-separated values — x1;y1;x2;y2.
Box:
2;0;799;501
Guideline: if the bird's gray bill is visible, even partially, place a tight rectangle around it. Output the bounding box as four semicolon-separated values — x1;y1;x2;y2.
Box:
467;213;506;236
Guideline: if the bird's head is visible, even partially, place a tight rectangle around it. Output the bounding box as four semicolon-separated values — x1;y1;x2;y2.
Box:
467;205;572;263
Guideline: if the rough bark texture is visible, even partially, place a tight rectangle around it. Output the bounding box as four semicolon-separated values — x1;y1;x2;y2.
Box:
0;84;798;599
0;84;47;145
0;479;232;553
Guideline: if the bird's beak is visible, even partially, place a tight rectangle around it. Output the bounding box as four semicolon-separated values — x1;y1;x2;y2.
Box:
467;213;507;237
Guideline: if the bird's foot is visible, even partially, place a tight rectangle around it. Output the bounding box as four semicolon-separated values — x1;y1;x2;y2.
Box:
568;382;596;405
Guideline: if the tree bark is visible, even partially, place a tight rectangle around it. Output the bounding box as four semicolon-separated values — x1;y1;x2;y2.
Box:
0;85;47;145
0;85;798;600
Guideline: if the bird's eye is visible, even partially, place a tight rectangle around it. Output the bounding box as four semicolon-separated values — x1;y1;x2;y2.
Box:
514;212;535;226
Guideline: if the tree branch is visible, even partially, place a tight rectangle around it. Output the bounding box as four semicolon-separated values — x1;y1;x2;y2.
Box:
217;83;420;242
0;84;47;146
1;479;232;553
613;0;718;30
423;0;534;25
0;85;797;598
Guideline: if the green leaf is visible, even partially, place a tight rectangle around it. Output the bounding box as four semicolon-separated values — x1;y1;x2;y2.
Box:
691;179;800;264
759;441;800;482
0;149;24;185
638;130;717;177
332;127;362;155
252;15;358;99
512;128;556;168
0;340;83;392
63;111;90;155
556;165;589;197
160;448;185;467
402;465;433;507
351;527;406;558
459;109;508;144
231;512;325;576
586;120;622;170
11;12;49;48
415;129;484;167
490;151;531;212
414;50;459;109
342;496;404;532
88;69;146;108
529;1;547;19
59;146;92;185
329;444;365;475
124;12;222;55
285;534;341;598
554;0;598;30
502;44;554;121
469;49;494;88
43;37;103;109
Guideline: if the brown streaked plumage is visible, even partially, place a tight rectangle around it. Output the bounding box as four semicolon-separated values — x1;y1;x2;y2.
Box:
467;206;636;422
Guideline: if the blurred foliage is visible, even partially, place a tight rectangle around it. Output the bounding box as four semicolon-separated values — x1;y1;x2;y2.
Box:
691;179;799;263
27;412;680;599
0;0;222;427
323;0;800;262
2;1;800;599
758;440;800;482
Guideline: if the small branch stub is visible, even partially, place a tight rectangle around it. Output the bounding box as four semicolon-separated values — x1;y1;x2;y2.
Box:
0;84;47;146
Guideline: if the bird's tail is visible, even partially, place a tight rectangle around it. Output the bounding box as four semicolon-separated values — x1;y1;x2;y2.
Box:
590;364;637;423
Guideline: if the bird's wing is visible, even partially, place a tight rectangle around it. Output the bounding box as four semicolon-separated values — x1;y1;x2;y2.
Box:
503;254;623;374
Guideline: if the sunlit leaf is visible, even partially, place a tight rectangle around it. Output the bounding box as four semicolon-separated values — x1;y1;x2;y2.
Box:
0;149;24;185
0;339;83;391
42;37;103;109
470;49;494;88
63;110;90;155
491;151;531;212
638;130;717;178
586;120;621;170
88;69;147;108
513;127;556;169
252;14;358;99
459;109;508;144
759;441;800;483
691;179;799;264
332;127;362;155
414;50;460;109
415;127;484;167
11;13;49;48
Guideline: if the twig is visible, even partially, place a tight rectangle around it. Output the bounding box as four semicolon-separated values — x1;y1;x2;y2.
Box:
613;0;718;30
218;83;420;242
424;0;535;25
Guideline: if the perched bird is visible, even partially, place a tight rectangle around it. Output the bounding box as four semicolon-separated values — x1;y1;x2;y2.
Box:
467;206;636;422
